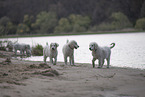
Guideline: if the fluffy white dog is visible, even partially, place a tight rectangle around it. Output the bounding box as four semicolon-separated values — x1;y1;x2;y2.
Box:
43;42;59;65
62;40;79;65
89;42;115;68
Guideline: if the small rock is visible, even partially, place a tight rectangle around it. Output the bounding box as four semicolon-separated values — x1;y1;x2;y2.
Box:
28;64;37;68
3;73;8;76
42;69;59;76
5;57;11;63
39;63;51;68
41;72;55;76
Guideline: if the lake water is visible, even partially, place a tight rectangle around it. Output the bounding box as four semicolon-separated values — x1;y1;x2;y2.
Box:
1;32;145;69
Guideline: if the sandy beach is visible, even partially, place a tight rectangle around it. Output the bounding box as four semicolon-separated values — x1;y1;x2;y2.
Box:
0;51;145;97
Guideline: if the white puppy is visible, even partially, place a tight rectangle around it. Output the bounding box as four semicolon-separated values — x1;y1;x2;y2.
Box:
62;40;79;65
43;42;59;65
89;42;115;68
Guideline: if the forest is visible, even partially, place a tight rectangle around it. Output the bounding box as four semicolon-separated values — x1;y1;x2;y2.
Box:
0;0;145;36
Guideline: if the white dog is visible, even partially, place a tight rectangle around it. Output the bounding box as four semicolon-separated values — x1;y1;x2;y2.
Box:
89;42;115;68
13;43;31;57
62;40;79;65
43;42;59;65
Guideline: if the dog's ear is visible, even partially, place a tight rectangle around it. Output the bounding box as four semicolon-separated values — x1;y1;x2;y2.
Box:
55;43;59;47
66;39;69;43
50;43;52;47
46;42;48;45
25;45;29;49
68;43;74;49
94;43;98;50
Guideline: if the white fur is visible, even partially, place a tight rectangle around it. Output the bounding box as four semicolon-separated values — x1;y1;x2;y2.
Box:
43;43;59;65
13;43;31;56
89;42;115;68
62;40;79;65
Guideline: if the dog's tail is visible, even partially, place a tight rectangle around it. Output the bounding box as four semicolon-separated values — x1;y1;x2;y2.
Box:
66;39;69;43
46;42;48;45
110;43;115;49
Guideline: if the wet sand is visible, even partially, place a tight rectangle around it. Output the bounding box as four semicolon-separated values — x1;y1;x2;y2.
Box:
0;51;145;97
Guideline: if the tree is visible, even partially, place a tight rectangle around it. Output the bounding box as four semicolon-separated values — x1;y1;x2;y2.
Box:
54;18;72;33
32;11;58;34
23;15;33;28
0;16;16;35
94;12;133;31
135;18;145;30
69;14;91;32
6;22;17;35
22;14;34;34
111;12;133;29
55;14;91;33
16;23;30;35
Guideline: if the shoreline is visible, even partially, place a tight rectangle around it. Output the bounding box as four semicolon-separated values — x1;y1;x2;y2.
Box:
2;50;145;70
0;30;144;39
11;57;145;71
20;59;145;70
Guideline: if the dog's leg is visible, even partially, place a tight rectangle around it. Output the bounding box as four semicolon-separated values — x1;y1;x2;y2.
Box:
22;50;25;56
69;56;72;65
14;49;17;55
101;59;105;68
106;58;110;68
50;57;53;65
98;59;104;68
14;49;17;58
20;50;22;55
64;56;67;65
44;56;47;63
92;58;96;68
98;60;101;68
54;57;57;65
72;55;74;65
69;55;74;65
20;49;23;58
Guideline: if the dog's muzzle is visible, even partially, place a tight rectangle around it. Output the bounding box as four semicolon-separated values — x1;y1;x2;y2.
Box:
89;48;92;51
51;47;55;50
75;45;79;49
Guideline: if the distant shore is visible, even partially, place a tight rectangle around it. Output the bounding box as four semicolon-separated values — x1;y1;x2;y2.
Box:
0;30;144;39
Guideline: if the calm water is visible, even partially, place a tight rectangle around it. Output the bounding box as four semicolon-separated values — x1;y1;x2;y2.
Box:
1;32;145;69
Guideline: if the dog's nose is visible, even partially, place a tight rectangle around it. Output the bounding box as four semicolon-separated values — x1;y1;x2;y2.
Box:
78;45;79;48
89;48;92;50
